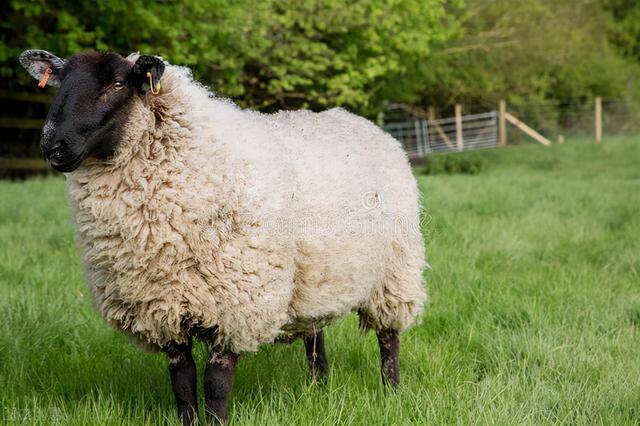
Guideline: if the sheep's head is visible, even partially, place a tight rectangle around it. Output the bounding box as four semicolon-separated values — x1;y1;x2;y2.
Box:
19;50;164;172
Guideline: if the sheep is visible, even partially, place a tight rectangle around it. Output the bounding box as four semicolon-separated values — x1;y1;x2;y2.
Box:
19;49;427;425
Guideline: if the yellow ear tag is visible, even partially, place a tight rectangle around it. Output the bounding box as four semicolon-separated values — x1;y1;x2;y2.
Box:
146;71;161;95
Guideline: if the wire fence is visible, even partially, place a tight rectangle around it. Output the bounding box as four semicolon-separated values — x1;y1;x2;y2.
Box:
507;99;640;139
1;93;638;176
383;111;498;157
383;98;640;158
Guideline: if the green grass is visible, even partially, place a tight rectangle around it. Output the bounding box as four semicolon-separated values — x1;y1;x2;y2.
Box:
1;137;639;425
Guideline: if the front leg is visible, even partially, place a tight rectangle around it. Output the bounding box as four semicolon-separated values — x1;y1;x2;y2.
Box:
376;328;400;388
204;348;239;424
303;328;329;381
164;340;198;426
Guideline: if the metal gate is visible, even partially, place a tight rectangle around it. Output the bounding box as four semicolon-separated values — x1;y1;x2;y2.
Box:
383;111;498;157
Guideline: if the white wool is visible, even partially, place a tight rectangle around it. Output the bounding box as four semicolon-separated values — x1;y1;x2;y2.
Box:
65;63;426;353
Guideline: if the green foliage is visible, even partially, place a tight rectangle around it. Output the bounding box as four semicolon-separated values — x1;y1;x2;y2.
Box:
601;0;640;61
420;150;487;175
420;0;640;113
1;0;639;117
223;0;456;113
0;0;455;115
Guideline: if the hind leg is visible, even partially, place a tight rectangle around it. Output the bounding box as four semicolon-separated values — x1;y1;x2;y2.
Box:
360;252;425;388
164;340;199;426
303;328;329;381
376;328;400;388
204;347;239;424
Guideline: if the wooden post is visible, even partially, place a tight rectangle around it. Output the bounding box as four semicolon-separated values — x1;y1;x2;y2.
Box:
504;113;552;146
595;96;602;143
499;100;507;146
428;106;436;121
427;106;455;150
414;119;424;157
455;104;463;151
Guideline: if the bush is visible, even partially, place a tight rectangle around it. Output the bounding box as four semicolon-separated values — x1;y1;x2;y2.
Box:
421;151;487;175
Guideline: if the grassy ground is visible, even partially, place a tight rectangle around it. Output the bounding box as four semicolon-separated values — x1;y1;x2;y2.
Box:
0;137;639;425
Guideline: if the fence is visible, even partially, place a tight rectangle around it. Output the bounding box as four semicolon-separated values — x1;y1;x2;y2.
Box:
1;93;638;174
382;97;640;159
0;90;50;176
383;111;498;157
503;98;640;140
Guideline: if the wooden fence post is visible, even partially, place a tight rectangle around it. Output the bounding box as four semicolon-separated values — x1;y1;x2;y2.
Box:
595;96;602;143
499;100;507;146
504;112;552;146
455;104;463;151
414;119;424;157
427;106;455;150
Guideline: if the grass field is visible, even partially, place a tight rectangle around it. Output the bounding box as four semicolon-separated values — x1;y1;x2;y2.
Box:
1;137;639;425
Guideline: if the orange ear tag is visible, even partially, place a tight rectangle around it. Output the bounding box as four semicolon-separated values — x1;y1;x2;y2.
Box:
38;68;52;88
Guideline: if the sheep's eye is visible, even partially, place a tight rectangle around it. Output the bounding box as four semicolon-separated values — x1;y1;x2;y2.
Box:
113;81;124;90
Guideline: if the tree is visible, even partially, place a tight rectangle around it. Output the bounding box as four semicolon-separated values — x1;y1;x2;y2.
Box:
1;0;638;120
0;0;455;116
416;0;638;112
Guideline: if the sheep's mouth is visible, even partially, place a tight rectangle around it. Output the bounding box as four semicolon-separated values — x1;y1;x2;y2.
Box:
50;153;86;173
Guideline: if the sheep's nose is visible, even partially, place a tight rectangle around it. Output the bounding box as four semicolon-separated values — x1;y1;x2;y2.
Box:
43;139;67;162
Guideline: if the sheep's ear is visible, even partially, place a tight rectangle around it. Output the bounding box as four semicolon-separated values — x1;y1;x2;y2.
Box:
19;49;66;88
131;55;165;94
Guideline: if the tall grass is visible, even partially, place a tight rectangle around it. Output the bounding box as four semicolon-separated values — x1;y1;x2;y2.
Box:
0;137;638;425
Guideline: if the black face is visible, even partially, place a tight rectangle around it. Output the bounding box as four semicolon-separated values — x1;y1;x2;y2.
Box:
19;50;165;172
41;52;134;172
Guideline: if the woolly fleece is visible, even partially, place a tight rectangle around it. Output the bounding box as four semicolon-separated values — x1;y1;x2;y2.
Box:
65;60;427;353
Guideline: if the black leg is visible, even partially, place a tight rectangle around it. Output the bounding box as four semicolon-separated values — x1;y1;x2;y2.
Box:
204;349;238;424
303;329;329;381
164;340;199;426
376;328;400;388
